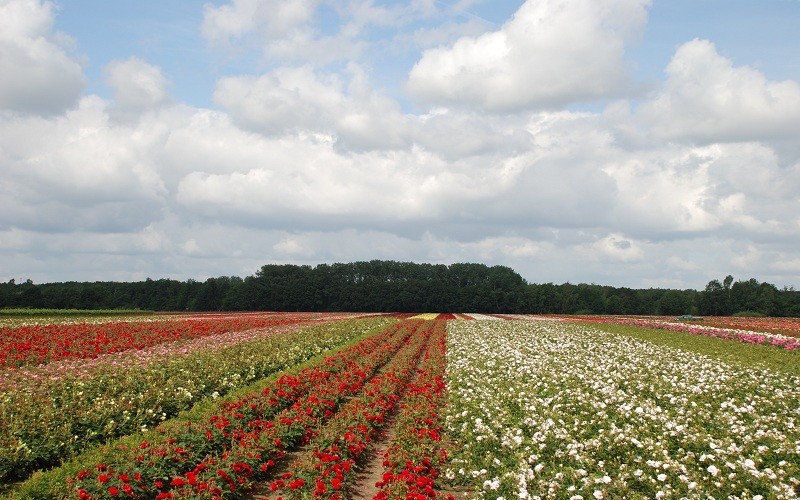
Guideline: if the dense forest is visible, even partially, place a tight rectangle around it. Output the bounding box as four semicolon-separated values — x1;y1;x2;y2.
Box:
2;261;799;316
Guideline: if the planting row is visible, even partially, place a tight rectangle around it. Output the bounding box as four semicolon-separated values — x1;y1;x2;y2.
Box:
13;319;420;498
444;319;800;498
0;312;354;368
532;315;800;350
259;319;455;499
680;316;800;338
1;317;392;486
262;319;435;499
374;318;452;499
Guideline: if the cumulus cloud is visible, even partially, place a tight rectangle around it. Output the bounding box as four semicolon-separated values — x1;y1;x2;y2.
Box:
639;39;800;144
201;0;319;46
407;0;650;111
173;142;452;227
3;1;800;290
0;96;168;232
0;0;85;114
171;103;629;236
3;79;797;286
465;236;551;261
601;139;800;241
214;65;409;150
587;233;645;262
201;0;492;67
273;236;313;257
105;57;170;113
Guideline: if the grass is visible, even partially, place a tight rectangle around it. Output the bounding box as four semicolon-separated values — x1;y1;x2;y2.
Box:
593;322;800;376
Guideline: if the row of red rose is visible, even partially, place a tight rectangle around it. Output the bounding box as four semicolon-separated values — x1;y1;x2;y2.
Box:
264;318;437;499
374;320;454;499
0;313;326;368
69;319;422;499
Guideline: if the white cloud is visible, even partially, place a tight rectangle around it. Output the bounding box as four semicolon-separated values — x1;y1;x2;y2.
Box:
3;79;797;287
214;66;345;135
173;143;452;224
2;0;800;290
772;257;800;274
407;0;650;111
585;233;645;262
201;0;319;45
171;105;623;235
666;256;700;272
465;236;551;260
602;139;800;241
273;236;314;256
181;238;202;255
405;18;490;51
730;243;761;270
214;65;409;150
639;39;800;143
0;0;85;114
262;30;368;65
105;57;170;113
0;96;168;232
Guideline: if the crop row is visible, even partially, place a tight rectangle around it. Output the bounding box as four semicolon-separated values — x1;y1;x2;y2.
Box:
444;319;800;498
374;318;452;499
0;312;344;368
2;316;392;486
533;315;800;350
266;319;436;499
681;316;800;338
159;319;426;500
261;319;456;500
15;319;418;498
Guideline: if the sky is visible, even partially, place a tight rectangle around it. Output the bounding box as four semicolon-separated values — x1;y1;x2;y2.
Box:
1;0;799;290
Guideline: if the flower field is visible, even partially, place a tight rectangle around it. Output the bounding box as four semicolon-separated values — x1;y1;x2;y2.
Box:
444;319;800;499
1;313;383;486
681;316;800;338
0;312;348;368
541;315;800;350
3;312;800;499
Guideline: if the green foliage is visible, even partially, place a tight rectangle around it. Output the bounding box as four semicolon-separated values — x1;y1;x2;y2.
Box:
0;308;152;316
0;261;529;313
732;310;766;317
3;265;799;316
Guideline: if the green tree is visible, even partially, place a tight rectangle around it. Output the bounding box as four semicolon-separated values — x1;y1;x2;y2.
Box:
657;290;693;315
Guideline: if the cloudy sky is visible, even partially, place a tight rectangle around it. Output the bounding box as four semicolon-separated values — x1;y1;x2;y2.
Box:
1;0;799;289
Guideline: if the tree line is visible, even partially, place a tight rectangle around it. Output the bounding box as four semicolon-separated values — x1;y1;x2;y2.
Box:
1;261;799;316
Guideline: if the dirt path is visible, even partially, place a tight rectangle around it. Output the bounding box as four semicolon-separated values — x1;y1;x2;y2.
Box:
347;414;398;499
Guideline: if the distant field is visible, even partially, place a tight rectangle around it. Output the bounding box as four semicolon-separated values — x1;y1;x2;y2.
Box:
3;312;798;498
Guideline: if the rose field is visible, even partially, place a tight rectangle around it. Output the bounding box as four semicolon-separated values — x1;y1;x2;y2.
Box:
1;312;799;499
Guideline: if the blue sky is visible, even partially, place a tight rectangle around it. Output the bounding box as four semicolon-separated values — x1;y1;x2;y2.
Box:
53;1;800;109
2;0;800;289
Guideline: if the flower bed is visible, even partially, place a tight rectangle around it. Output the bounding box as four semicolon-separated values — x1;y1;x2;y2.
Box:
529;315;800;350
374;319;453;499
7;318;398;495
444;319;800;498
0;312;339;368
267;320;436;499
56;320;419;499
